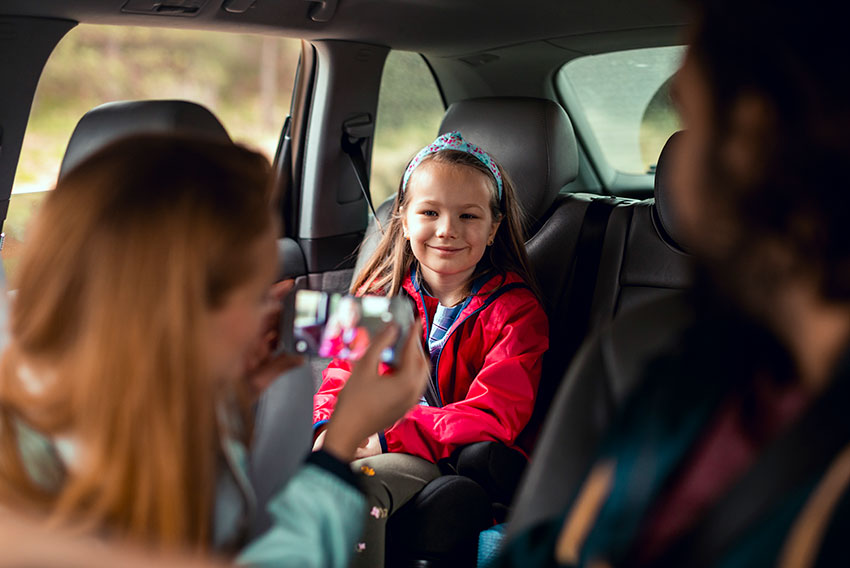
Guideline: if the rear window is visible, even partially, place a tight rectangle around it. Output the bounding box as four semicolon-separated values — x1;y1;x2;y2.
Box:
557;46;684;177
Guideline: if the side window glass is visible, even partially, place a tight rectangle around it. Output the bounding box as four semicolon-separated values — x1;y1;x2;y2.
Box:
2;25;300;281
371;51;444;205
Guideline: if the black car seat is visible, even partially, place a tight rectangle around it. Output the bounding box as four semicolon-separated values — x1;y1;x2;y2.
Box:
58;99;315;541
585;130;693;321
351;96;581;567
506;131;696;540
520;131;694;447
353;98;585;464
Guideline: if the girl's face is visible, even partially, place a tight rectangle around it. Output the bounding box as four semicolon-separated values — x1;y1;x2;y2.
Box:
205;229;278;383
402;160;501;286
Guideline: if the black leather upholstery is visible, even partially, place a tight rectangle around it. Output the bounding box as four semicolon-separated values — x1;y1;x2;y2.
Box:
439;97;579;224
59;100;230;179
506;130;696;539
525;133;693;419
387;475;492;568
517;193;628;448
526;193;601;308
590;198;693;329
507;293;695;539
589;132;693;327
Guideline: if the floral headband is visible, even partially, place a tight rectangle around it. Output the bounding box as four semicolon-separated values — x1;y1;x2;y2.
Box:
401;131;503;199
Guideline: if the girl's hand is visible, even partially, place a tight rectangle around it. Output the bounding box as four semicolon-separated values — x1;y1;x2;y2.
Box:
322;322;427;462
244;280;303;400
354;433;383;459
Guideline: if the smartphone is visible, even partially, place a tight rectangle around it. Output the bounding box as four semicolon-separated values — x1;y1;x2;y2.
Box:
280;289;415;366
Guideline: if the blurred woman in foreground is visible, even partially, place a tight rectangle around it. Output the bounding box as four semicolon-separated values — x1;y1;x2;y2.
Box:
497;0;850;565
0;512;225;568
0;134;427;567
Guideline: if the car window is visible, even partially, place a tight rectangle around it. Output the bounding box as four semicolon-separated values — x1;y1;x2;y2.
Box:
557;46;684;177
2;24;300;281
371;51;445;205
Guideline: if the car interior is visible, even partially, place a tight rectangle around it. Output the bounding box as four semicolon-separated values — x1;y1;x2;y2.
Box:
0;0;693;565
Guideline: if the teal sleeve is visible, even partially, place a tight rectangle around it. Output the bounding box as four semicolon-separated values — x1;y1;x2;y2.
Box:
237;461;365;568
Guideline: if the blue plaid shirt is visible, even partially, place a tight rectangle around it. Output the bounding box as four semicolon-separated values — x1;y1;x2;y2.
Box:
419;273;489;405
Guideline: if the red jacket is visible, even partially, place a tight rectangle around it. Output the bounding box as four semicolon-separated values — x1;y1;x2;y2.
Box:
312;271;549;463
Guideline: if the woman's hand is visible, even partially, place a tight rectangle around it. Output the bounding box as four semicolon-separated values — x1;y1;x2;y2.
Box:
244;280;303;400
322;322;427;463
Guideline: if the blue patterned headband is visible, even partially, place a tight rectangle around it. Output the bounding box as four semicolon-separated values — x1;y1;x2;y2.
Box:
401;131;503;199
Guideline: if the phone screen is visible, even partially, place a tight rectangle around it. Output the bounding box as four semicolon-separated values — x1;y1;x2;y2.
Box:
286;290;413;365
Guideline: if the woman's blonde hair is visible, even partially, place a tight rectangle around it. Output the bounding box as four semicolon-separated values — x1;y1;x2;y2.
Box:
351;149;538;298
0;134;275;550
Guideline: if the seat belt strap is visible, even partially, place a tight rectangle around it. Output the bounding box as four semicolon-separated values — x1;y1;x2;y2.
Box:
340;116;383;232
519;198;616;448
560;198;618;360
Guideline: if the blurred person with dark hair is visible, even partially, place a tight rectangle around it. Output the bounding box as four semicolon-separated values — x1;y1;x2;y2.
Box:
0;134;427;567
496;0;850;566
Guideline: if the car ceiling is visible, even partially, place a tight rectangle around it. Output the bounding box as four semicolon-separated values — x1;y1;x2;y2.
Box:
1;0;688;57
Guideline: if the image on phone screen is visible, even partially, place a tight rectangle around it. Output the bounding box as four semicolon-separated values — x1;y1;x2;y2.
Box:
287;290;413;366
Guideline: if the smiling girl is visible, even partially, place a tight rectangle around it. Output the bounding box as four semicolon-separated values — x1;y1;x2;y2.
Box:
313;131;549;566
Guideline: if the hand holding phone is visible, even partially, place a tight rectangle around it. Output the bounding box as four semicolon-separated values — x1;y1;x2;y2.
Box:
321;320;429;463
243;280;303;399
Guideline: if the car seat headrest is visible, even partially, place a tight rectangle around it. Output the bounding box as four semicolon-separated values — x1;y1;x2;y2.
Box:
653;131;688;251
59;100;231;179
439;97;578;224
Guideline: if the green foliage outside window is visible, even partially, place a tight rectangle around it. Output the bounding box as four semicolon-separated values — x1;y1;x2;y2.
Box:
4;26;300;279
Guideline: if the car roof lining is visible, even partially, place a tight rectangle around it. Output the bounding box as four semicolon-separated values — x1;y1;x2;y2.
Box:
2;0;688;57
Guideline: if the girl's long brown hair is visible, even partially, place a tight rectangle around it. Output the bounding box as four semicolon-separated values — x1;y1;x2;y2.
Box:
351;150;539;298
0;134;275;551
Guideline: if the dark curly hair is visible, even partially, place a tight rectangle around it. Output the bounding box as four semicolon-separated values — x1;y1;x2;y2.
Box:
690;0;850;301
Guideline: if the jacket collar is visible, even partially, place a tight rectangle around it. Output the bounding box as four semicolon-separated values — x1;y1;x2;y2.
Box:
402;267;523;314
